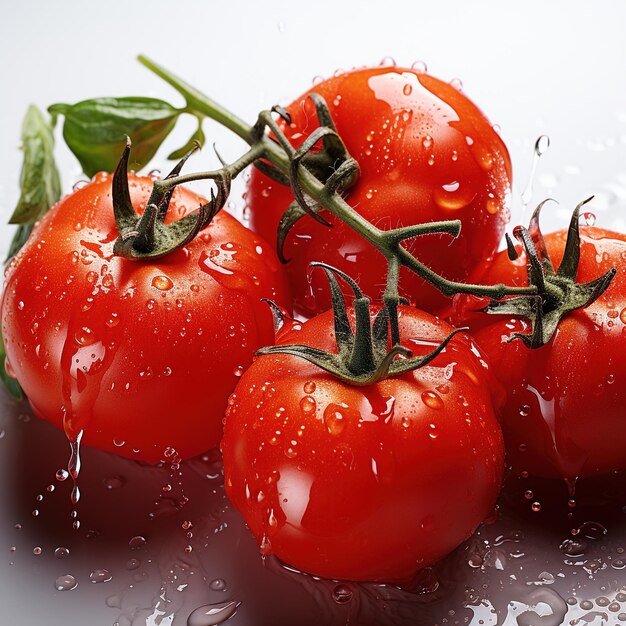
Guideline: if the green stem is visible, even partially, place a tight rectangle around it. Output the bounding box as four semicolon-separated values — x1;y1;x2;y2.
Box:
139;55;537;300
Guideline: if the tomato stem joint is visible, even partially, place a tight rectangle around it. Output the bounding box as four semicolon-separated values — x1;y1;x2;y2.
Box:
484;198;617;348
257;263;463;386
111;138;230;260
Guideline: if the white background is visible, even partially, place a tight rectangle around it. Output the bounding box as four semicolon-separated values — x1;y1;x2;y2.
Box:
1;0;626;240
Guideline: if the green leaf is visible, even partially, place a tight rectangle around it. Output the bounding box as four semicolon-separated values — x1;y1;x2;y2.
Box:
0;335;23;401
8;105;61;225
49;97;181;177
167;121;205;160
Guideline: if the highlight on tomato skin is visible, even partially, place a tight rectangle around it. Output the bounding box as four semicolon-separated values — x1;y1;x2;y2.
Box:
452;225;626;483
1;172;291;463
248;66;511;318
221;305;505;583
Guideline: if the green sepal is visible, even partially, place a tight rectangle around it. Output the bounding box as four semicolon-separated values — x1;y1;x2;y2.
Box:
485;198;617;348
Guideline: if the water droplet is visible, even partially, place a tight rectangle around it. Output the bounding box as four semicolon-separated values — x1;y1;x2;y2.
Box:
379;56;396;67
126;558;140;570
332;584;353;604
55;574;77;591
209;578;227;591
55;547;70;559
323;404;347;435
33;547;42;555
535;134;551;157
422;135;433;150
152;275;174;291
531;501;541;512
581;211;596;226
411;60;427;73
449;77;463;91
233;365;244;377
303;380;316;394
187;600;241;626
524;490;534;500
89;568;112;583
519;404;530;417
129;535;147;550
299;396;316;415
421;391;443;410
560;538;588;557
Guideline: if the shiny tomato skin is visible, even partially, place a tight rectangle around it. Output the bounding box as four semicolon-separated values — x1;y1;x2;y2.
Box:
221;307;504;582
248;67;511;318
453;227;626;482
1;172;290;463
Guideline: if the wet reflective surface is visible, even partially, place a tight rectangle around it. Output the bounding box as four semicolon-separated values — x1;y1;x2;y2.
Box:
3;391;626;626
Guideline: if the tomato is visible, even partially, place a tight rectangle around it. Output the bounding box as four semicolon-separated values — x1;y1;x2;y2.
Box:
248;66;511;318
1;172;290;463
221;305;504;582
452;226;626;483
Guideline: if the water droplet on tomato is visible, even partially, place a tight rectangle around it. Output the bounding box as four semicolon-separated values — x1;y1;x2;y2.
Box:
303;380;316;394
299;396;316;415
54;547;70;559
233;365;244;377
379;56;396;67
524;490;534;500
129;536;147;550
56;469;69;482
421;391;443;409
152;275;174;291
422;135;433;149
323;404;347;435
411;60;427;73
531;501;542;512
449;77;463;91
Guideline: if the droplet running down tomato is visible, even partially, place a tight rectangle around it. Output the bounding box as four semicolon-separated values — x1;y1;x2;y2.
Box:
1;173;290;462
248;66;511;317
222;305;504;582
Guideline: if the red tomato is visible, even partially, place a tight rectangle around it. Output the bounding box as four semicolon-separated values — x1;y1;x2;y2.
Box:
1;173;290;463
248;66;511;317
452;226;626;483
221;306;504;582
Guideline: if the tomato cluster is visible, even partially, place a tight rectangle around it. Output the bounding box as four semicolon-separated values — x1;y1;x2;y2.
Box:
2;61;624;585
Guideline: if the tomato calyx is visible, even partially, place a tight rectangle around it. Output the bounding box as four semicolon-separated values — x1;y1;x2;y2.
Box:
484;198;617;348
251;97;361;263
257;262;463;386
111;138;228;259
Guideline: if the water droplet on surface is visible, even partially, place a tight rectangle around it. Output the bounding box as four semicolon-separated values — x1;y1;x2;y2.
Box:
89;568;112;583
379;56;396;67
531;502;541;512
233;365;244;377
449;77;463;91
332;584;353;604
187;600;241;626
55;574;77;591
209;578;227;591
303;381;316;394
33;547;42;555
129;535;147;550
55;547;70;559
